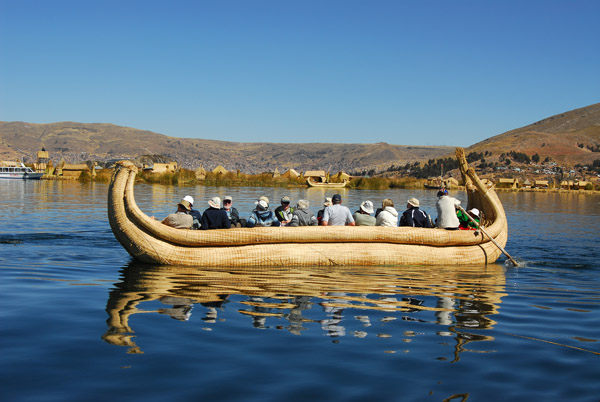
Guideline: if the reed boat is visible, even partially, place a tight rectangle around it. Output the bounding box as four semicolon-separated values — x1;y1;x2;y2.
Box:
306;177;348;188
107;148;509;266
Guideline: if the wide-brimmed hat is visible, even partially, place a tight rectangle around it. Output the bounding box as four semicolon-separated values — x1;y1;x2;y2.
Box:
297;199;309;209
323;197;332;207
182;195;194;206
255;196;269;205
208;197;221;209
257;199;268;211
469;208;480;218
360;200;374;214
407;198;420;207
178;199;192;211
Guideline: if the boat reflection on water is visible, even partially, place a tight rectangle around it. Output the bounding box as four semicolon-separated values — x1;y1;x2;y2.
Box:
103;262;507;356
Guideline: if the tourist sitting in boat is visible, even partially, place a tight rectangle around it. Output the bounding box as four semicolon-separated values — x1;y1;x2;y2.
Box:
399;198;433;228
288;199;317;226
200;197;231;230
275;196;295;226
246;197;281;227
435;189;461;230
317;197;332;225
222;196;244;228
322;194;355;226
457;207;480;230
353;200;375;226
182;195;202;229
159;198;194;229
375;198;399;227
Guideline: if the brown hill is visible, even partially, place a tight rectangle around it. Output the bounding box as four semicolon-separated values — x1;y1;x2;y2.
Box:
466;103;600;166
0;121;453;173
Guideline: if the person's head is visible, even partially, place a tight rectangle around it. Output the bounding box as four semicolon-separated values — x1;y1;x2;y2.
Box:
297;199;309;210
257;199;269;211
281;196;291;209
407;198;419;209
183;195;194;208
332;194;342;205
469;208;480;219
382;198;394;208
437;188;448;197
360;200;374;215
323;197;332;207
178;199;192;212
223;196;232;209
208;197;221;209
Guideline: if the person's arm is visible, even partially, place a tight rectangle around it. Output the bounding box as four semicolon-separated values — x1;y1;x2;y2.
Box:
222;211;231;229
322;207;330;226
346;209;355;226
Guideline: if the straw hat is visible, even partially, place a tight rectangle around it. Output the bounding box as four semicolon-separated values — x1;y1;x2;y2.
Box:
297;199;309;209
360;200;374;214
255;196;269;205
407;198;419;207
208;197;221;209
178;199;192;211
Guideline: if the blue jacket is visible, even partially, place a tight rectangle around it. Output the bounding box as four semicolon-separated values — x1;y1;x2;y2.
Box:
247;209;281;227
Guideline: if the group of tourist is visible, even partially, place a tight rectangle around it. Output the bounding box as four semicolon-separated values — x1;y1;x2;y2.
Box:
159;189;481;231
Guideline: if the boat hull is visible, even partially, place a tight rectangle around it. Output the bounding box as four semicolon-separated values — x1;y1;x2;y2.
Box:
108;148;509;267
0;172;43;180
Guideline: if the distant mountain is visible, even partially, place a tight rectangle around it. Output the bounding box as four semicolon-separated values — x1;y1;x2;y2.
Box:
0;121;453;173
465;103;600;165
2;103;598;174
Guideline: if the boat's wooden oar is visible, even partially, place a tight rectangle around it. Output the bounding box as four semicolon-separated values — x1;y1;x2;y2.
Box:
457;205;519;266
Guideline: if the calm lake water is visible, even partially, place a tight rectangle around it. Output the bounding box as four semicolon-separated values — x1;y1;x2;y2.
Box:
1;180;599;401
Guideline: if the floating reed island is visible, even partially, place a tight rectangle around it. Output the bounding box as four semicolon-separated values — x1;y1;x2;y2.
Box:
107;148;509;267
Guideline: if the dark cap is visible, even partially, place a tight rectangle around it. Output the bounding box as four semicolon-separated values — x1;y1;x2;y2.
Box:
332;194;342;204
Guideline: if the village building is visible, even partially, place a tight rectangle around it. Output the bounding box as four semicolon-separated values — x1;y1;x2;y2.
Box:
34;148;50;173
281;168;300;179
496;178;519;189
212;165;228;175
146;162;178;174
560;180;574;190
57;162;94;178
443;177;459;189
534;180;549;189
574;181;590;190
272;167;280;179
195;165;206;180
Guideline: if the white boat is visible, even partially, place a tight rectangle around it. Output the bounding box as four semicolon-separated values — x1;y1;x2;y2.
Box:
0;163;44;180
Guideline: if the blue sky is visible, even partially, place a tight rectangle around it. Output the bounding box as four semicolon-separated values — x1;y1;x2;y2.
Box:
1;1;598;146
